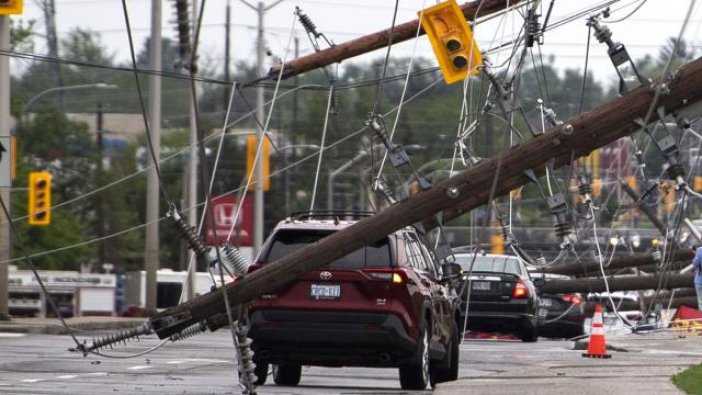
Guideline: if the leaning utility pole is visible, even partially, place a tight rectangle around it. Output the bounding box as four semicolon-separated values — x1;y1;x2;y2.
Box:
267;0;524;81
146;55;702;338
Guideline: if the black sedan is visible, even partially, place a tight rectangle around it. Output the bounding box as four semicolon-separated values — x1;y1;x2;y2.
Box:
454;253;540;342
529;270;587;339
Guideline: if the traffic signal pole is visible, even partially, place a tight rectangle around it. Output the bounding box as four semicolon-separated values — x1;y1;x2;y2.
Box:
146;55;702;339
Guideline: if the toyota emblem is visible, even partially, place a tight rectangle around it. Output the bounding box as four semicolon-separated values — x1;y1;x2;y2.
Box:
320;271;332;280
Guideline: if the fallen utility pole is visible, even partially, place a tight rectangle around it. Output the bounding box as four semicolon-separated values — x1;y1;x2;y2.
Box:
619;179;668;237
146;56;702;339
542;273;694;294
266;0;523;80
435;59;702;225
544;250;695;276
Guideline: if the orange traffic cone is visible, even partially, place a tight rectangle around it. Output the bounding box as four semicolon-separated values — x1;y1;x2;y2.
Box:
582;304;611;359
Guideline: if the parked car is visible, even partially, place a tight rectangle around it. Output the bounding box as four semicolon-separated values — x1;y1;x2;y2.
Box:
528;269;587;339
586;292;645;331
453;252;540;342
247;212;462;390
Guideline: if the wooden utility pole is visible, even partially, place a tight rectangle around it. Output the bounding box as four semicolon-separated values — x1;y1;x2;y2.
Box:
266;0;523;81
148;55;702;338
541;273;694;294
545;250;695;276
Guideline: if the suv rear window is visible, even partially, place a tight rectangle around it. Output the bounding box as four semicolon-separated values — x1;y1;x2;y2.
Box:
259;229;392;269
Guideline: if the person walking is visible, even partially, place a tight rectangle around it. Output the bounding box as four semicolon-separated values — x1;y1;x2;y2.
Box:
693;246;702;312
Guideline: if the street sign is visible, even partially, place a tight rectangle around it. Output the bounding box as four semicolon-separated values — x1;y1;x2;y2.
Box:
0;136;10;188
205;194;253;246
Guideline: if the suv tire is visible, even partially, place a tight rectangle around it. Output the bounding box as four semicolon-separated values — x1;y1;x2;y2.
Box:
272;363;301;386
399;319;431;390
432;319;460;384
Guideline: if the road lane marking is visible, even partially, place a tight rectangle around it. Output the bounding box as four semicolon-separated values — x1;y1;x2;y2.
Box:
128;365;153;371
22;379;44;383
58;375;78;379
87;372;108;376
0;333;26;338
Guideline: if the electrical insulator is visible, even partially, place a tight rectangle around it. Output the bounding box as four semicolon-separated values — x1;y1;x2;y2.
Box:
234;322;258;394
173;0;192;62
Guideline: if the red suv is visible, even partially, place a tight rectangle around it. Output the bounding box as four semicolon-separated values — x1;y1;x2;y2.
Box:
247;212;462;390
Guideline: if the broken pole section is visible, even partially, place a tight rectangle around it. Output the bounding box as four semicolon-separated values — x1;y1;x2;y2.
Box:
149;57;702;339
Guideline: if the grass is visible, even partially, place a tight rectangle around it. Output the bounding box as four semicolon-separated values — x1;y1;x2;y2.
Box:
673;363;702;394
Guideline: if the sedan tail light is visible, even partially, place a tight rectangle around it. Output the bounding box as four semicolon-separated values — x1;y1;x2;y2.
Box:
512;280;528;299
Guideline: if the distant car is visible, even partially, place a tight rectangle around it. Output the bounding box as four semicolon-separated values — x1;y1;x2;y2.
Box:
453;252;540;342
247;212;462;390
587;292;645;330
528;269;587;339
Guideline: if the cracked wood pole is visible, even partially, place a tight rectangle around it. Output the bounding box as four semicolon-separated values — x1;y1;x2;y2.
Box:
266;0;524;80
149;56;702;339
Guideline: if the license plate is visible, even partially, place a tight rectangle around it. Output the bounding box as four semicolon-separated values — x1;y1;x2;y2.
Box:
472;281;491;291
310;284;341;300
540;298;552;307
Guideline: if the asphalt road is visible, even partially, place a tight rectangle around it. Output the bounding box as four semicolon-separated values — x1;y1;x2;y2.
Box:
0;329;700;394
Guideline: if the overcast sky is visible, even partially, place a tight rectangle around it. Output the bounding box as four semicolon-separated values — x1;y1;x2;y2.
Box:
11;0;702;84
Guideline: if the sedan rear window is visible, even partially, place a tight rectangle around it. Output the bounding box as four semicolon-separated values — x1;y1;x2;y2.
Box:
455;255;522;275
259;229;392;269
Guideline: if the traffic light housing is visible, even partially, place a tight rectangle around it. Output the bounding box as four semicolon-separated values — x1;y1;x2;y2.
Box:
0;0;23;15
420;0;482;85
246;135;270;192
28;171;51;226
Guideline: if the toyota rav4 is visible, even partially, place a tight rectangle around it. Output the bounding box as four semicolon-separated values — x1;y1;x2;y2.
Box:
247;212;462;390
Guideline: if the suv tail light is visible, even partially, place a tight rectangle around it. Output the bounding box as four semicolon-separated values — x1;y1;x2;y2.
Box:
561;293;582;305
512;280;528;299
364;269;407;284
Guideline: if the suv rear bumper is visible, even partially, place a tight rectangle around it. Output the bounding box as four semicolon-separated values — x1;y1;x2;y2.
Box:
249;309;417;367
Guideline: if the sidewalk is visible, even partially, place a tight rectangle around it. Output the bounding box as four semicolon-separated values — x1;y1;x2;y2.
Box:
0;316;146;335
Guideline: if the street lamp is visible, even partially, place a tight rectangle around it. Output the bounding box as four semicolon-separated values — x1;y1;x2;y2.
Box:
21;83;118;121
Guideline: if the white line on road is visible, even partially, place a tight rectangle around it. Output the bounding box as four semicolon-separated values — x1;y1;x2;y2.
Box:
57;375;78;379
0;333;26;338
22;379;44;383
128;365;153;371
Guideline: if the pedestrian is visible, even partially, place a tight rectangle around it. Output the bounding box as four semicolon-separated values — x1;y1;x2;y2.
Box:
693;246;702;312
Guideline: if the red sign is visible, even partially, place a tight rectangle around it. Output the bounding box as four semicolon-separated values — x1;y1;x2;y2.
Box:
205;194;253;246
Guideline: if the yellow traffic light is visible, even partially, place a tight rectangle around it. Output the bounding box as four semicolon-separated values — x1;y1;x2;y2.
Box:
246;135;270;192
662;181;676;213
694;176;702;192
0;0;23;15
626;175;637;190
420;0;482;85
490;234;504;255
28;171;51;226
592;178;602;198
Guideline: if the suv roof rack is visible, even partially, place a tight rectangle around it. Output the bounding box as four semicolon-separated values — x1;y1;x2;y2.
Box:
289;210;375;222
